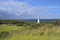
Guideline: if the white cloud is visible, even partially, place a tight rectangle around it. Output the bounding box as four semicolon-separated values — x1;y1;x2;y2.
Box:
0;0;59;19
0;1;27;15
0;0;50;16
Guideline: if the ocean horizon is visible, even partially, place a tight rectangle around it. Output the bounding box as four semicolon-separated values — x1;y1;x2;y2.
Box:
0;19;60;23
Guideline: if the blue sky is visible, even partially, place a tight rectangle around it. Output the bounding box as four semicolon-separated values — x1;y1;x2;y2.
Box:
0;0;60;19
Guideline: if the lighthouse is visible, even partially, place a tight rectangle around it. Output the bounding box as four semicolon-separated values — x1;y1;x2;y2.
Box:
37;16;40;23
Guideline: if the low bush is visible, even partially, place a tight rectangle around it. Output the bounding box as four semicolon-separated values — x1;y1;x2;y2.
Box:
0;31;9;38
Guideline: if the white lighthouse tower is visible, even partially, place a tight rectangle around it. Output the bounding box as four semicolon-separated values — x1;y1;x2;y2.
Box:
37;16;40;23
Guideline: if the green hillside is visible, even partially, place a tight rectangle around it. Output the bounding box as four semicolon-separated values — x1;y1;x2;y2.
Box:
0;20;60;40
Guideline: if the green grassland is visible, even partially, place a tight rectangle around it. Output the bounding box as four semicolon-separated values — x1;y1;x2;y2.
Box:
0;20;60;40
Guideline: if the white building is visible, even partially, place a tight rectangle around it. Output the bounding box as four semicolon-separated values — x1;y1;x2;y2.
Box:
37;16;40;23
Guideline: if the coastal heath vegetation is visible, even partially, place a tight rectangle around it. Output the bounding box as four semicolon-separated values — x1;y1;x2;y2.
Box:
0;20;60;40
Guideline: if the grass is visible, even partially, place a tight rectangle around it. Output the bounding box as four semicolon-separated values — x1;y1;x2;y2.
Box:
0;24;60;40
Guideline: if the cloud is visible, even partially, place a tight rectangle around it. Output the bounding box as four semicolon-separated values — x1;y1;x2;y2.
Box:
0;0;60;19
0;0;27;15
0;0;38;16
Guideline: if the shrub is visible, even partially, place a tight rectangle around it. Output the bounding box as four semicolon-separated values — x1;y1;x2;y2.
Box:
53;20;60;26
44;23;54;28
0;31;9;38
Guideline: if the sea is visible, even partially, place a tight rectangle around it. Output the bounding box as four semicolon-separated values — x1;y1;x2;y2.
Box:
19;19;59;23
0;19;60;23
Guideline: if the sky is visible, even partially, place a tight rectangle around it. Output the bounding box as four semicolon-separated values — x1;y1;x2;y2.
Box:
0;0;60;19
